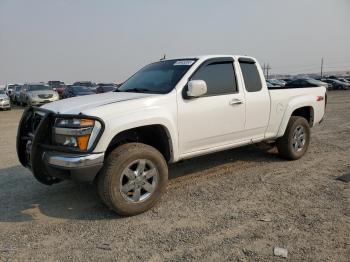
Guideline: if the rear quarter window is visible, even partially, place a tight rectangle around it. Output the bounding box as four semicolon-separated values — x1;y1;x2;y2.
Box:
239;62;263;92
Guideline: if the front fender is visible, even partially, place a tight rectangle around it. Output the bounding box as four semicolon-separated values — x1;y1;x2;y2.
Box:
93;106;179;162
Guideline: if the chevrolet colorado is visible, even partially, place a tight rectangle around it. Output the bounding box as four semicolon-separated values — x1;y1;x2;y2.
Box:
17;55;326;215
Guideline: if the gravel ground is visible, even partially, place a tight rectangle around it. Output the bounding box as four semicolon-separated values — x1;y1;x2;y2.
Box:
0;91;349;261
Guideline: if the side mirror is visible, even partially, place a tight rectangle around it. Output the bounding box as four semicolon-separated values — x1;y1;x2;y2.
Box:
186;80;207;98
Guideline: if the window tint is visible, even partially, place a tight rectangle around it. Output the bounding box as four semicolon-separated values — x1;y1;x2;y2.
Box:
191;62;237;95
239;62;262;92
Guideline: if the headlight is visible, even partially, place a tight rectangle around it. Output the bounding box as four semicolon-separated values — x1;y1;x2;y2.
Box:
53;118;102;151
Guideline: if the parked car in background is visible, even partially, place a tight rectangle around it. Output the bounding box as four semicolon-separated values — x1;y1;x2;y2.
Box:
0;89;11;110
9;85;19;101
5;84;18;97
338;78;350;84
63;85;95;98
48;81;66;98
266;81;281;89
328;76;338;79
96;83;117;93
267;79;282;87
267;79;286;87
19;83;59;106
281;78;292;83
285;78;329;88
13;85;23;104
73;81;97;92
322;79;349;90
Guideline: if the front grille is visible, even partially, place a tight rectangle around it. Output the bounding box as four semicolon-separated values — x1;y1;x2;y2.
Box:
17;108;50;168
38;94;53;99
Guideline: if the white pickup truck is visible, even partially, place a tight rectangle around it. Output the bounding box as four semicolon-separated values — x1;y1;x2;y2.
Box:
17;55;326;215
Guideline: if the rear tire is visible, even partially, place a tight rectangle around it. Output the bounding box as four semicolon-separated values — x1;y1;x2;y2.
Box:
276;116;310;160
97;143;168;216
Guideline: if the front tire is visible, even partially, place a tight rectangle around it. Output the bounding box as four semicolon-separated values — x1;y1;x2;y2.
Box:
276;116;310;160
97;143;168;216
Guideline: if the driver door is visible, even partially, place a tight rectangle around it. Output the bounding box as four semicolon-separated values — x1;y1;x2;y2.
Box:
177;58;246;155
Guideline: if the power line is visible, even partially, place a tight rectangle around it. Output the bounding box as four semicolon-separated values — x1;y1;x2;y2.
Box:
271;59;350;69
270;61;350;75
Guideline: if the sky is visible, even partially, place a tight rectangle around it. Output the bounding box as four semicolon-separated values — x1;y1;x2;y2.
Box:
0;0;349;84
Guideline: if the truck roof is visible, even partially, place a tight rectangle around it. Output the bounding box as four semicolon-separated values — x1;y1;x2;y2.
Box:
164;55;256;62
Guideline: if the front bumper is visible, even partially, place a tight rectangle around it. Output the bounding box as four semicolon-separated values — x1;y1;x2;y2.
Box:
29;97;59;105
0;100;11;108
43;152;104;181
17;107;105;185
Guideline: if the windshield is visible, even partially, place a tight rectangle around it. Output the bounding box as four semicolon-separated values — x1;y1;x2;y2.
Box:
49;81;64;88
307;79;323;85
28;85;52;91
72;86;93;92
99;83;116;87
101;86;115;92
74;82;95;87
117;59;197;94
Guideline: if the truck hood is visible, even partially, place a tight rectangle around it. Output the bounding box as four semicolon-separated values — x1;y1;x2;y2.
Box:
42;92;157;114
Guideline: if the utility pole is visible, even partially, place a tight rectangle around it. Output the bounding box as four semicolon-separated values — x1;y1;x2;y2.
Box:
320;57;324;78
266;64;271;80
262;63;266;77
262;63;271;79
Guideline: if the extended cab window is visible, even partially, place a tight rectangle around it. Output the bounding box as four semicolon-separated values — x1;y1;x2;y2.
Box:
239;62;262;92
191;62;237;95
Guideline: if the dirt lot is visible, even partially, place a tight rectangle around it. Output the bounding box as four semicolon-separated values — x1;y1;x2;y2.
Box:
0;91;349;261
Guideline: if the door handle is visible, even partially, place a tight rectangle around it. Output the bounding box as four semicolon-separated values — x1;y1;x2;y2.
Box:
229;98;244;105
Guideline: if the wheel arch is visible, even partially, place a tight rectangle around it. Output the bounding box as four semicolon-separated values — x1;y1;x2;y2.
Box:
104;124;174;163
277;97;316;137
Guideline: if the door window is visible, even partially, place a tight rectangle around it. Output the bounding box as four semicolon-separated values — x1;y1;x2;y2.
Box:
190;62;237;96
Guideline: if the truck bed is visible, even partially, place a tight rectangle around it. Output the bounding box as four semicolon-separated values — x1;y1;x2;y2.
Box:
265;86;327;139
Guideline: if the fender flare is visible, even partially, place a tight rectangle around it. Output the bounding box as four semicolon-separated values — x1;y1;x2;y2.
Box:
277;96;315;137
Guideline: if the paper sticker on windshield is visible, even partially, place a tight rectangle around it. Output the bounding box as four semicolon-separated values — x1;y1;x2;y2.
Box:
174;60;195;66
